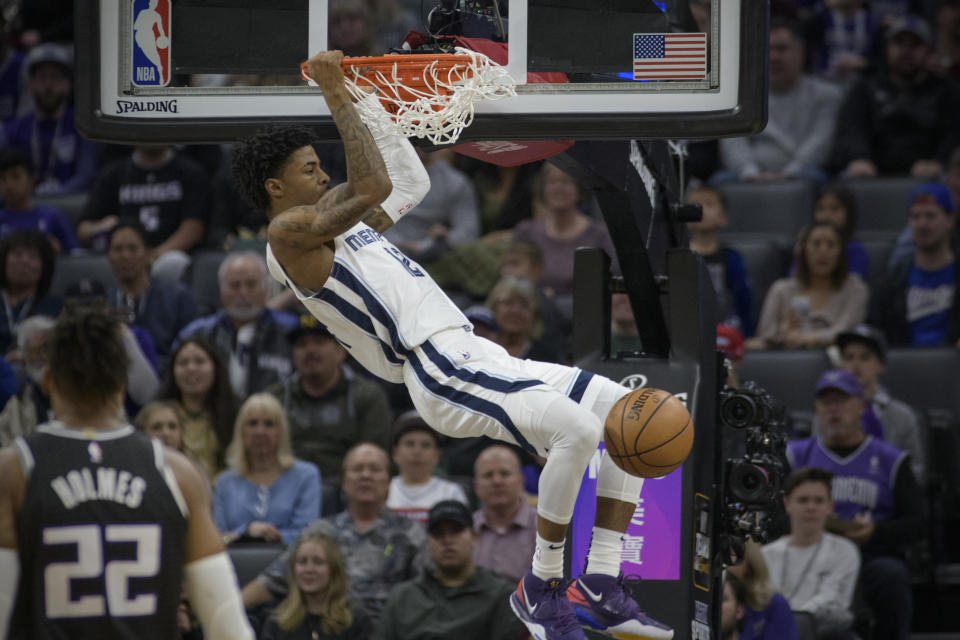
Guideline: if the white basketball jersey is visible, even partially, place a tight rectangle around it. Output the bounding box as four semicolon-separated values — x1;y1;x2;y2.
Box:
266;222;470;383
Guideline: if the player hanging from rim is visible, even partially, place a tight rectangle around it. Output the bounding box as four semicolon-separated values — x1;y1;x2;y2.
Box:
232;49;673;640
0;306;254;640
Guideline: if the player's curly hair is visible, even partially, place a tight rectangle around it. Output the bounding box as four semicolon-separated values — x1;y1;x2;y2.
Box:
231;125;322;212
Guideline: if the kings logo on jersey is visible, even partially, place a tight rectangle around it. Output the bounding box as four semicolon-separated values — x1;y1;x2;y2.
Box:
131;0;172;87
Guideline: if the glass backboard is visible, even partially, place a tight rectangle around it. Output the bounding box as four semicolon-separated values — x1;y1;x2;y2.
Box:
75;0;768;143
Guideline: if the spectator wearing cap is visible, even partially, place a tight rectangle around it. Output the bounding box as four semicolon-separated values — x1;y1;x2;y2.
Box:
471;444;537;584
4;43;100;195
105;221;197;368
266;314;392;485
821;325;925;481
788;369;922;640
463;305;497;341
242;443;427;624
715;17;843;184
373;499;523;640
387;411;469;524
831;15;960;178
871;183;960;346
77;144;210;282
0;147;77;253
176;251;298;397
62;277;161;418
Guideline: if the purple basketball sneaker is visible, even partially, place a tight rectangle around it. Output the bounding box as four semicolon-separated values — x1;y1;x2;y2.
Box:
566;573;674;640
510;569;587;640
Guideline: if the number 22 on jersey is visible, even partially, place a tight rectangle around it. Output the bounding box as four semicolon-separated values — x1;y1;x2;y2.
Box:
44;523;161;618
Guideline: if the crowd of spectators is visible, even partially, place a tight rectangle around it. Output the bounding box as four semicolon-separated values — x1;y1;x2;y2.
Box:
1;1;958;639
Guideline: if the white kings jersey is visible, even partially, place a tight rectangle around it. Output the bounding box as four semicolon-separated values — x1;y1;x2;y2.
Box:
266;221;471;383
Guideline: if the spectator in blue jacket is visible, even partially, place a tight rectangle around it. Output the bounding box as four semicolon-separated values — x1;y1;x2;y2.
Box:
214;393;321;545
686;186;755;336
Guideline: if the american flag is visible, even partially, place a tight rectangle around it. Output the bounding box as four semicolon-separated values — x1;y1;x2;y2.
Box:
633;33;707;80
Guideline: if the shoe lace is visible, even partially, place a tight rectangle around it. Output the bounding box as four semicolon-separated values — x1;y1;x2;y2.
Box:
608;573;646;617
544;581;583;635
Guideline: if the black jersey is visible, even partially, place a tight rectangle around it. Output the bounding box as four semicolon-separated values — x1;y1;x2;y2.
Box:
9;422;188;640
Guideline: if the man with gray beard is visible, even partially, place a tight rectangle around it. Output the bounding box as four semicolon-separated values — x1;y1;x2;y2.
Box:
175;251;297;396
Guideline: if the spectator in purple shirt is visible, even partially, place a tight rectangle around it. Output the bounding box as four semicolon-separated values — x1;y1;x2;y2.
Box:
471;445;537;583
0;147;77;252
4;43;99;195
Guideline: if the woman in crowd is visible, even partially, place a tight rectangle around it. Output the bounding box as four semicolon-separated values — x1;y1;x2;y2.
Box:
157;336;236;481
213;393;320;545
726;539;797;640
135;400;187;451
750;221;868;349
485;275;561;363
804;186;870;280
260;532;372;640
0;229;61;356
512;163;616;300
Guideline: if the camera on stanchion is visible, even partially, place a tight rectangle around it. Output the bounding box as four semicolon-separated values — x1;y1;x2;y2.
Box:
718;381;790;561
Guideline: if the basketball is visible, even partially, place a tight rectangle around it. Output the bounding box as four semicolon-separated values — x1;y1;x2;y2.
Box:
156;36;169;49
604;387;693;478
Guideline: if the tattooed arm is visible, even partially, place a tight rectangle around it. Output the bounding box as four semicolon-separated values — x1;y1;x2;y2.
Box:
270;51;390;243
267;50;392;289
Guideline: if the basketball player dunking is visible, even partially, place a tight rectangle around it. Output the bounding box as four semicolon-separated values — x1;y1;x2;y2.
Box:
232;50;673;640
0;308;253;640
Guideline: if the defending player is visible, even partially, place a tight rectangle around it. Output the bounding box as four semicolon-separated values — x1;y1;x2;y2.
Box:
0;307;253;640
233;50;673;640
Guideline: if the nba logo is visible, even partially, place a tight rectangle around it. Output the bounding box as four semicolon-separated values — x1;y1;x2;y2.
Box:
131;0;171;87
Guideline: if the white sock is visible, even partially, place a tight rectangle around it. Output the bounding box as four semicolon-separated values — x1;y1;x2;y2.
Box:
584;527;623;577
532;533;565;580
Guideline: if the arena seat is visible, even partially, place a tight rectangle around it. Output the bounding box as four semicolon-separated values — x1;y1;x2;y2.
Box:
723;237;789;329
49;254;118;298
737;350;831;413
860;237;895;291
35;191;89;230
717;180;815;241
228;542;287;588
882;348;960;417
792;611;816;640
186;250;227;316
321;480;344;517
839;177;921;232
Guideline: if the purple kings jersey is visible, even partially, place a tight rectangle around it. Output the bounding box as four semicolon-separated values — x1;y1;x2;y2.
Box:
787;436;906;523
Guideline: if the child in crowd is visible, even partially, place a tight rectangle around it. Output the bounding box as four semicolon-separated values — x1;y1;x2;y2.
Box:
0;147;77;253
387;410;469;523
686;186;755;336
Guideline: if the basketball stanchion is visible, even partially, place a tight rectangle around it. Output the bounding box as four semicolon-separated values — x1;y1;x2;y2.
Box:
603;387;694;478
300;48;516;145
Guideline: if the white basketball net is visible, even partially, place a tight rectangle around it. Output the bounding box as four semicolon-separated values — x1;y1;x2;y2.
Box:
342;47;517;145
